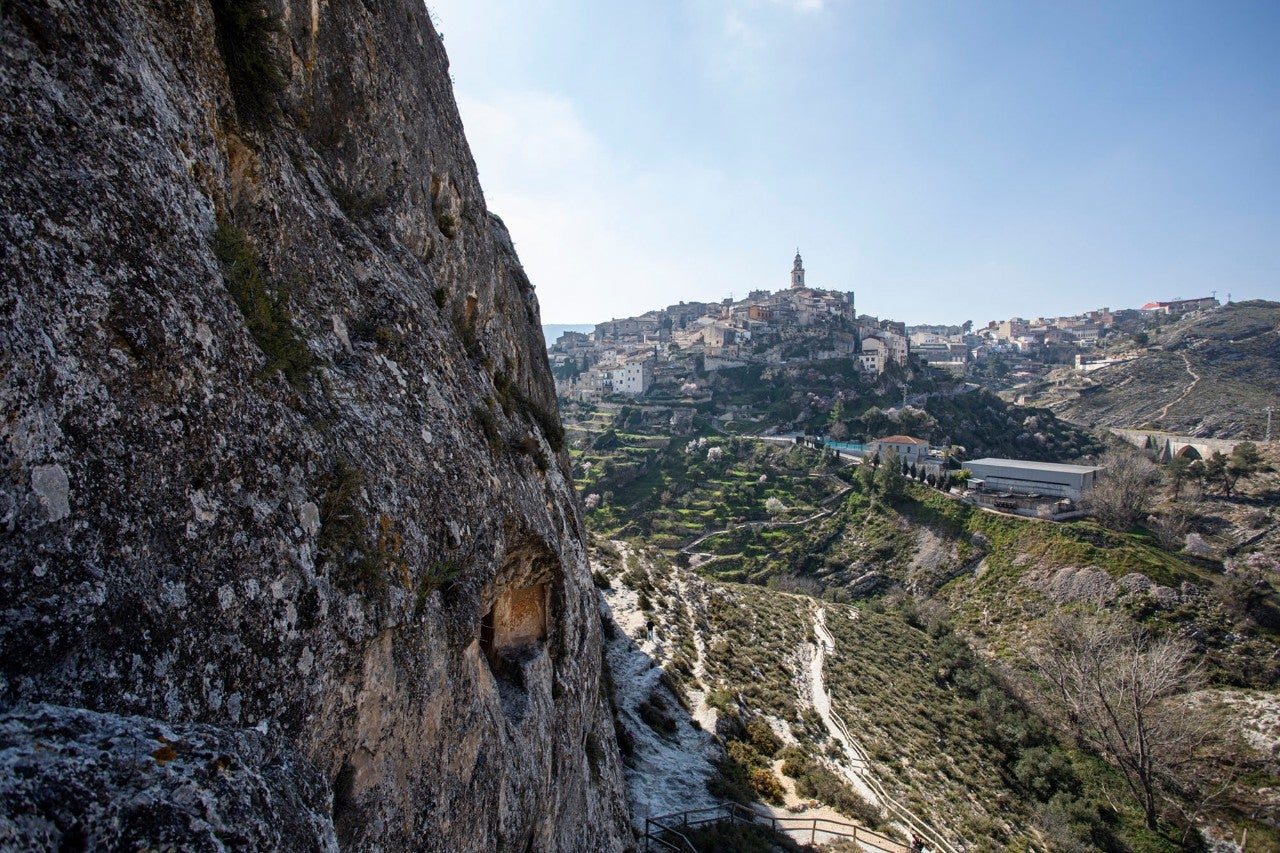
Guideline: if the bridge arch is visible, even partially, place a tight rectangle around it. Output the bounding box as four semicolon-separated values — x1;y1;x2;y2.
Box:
1174;444;1202;461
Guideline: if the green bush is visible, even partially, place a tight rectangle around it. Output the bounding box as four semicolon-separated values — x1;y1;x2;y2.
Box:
746;719;782;758
213;219;313;385
706;755;755;805
726;739;765;771
705;688;733;713
1035;791;1113;853
794;764;882;827
317;460;387;599
1013;747;1079;802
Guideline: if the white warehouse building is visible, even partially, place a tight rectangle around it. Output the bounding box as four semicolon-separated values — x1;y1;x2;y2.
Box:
965;458;1104;503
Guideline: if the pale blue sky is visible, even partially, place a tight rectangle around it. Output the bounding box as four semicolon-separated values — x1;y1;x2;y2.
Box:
427;1;1280;325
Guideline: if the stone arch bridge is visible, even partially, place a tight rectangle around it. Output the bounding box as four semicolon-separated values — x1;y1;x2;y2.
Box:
1109;428;1258;461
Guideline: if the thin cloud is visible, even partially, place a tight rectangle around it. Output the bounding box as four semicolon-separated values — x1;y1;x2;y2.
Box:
458;91;605;193
456;89;752;321
768;0;824;10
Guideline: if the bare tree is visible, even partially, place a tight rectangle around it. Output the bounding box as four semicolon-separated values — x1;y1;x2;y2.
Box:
1148;500;1194;552
1085;450;1163;530
1031;613;1206;831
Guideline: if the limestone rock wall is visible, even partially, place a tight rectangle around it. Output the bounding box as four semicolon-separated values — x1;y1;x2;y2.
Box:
0;1;631;849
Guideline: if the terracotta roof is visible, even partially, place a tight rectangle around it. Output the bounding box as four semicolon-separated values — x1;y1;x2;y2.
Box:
876;435;928;445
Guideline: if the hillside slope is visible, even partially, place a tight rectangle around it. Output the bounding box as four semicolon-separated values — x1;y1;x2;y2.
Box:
587;427;1280;847
1035;300;1280;437
0;2;629;850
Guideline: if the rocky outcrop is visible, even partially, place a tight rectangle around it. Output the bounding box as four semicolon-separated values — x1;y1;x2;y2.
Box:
0;703;338;850
0;1;630;849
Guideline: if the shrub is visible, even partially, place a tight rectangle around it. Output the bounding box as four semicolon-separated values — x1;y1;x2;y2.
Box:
328;180;384;221
746;719;782;758
705;688;734;713
660;820;805;853
1035;791;1111;853
524;393;566;452
726;739;765;771
1013;747;1079;802
778;745;809;778
213;219;313;385
318;460;387;599
706;755;753;804
413;560;460;617
473;402;500;451
795;765;883;827
613;715;634;757
749;768;785;804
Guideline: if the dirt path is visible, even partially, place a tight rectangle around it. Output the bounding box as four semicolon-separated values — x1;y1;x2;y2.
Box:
809;604;960;853
1156;352;1201;422
808;607;878;802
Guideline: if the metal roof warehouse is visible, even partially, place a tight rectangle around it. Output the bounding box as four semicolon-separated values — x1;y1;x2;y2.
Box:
965;458;1104;503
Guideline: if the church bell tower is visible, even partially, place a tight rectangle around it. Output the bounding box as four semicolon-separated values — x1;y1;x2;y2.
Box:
790;249;805;290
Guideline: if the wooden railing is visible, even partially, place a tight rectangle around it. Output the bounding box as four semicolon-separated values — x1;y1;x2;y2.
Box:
823;702;960;853
643;802;913;852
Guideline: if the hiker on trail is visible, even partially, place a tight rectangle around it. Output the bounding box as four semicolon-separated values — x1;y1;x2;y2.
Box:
645;619;655;643
910;834;924;853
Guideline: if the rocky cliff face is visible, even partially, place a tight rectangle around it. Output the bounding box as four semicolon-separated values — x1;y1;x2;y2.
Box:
0;1;631;849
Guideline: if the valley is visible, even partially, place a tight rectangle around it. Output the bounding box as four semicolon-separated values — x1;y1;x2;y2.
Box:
579;396;1280;851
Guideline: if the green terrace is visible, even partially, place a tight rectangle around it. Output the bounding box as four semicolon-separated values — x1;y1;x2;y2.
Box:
582;435;849;552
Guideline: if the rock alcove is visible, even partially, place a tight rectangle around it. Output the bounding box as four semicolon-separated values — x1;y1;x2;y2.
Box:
479;534;563;721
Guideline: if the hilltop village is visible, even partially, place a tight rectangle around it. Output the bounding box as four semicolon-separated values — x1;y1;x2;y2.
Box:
548;252;1220;396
